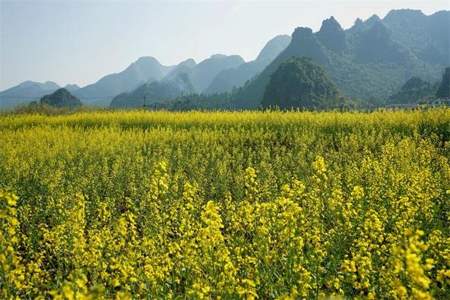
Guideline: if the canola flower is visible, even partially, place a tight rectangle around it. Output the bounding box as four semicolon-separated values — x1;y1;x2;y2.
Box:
0;108;449;299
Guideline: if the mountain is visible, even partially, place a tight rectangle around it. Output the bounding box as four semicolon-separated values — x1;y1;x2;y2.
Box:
234;10;449;108
64;84;80;93
111;53;249;108
317;17;346;53
351;19;413;64
40;88;82;107
205;35;291;94
110;73;195;108
234;27;330;108
73;56;173;106
163;59;197;81
256;35;292;62
262;57;340;109
383;9;450;65
3;8;448;110
185;54;245;92
0;81;60;108
388;77;437;104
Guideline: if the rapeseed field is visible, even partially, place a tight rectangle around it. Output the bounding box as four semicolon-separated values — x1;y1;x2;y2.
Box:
0;109;449;299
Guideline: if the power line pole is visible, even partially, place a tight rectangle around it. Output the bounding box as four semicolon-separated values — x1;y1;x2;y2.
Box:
143;96;146;109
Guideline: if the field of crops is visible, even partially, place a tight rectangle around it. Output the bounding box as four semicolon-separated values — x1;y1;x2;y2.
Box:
0;109;449;299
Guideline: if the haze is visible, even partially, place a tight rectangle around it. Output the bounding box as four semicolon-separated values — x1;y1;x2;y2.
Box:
0;0;448;90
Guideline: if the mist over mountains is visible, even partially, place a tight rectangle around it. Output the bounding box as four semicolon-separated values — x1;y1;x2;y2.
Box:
1;8;449;109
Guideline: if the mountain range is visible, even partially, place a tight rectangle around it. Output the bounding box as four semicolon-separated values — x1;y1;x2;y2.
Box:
233;9;450;108
110;36;291;108
110;73;195;108
205;35;291;94
0;32;295;109
71;56;173;106
72;53;245;106
1;9;449;109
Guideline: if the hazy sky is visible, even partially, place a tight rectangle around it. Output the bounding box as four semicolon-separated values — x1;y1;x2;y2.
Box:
0;0;448;90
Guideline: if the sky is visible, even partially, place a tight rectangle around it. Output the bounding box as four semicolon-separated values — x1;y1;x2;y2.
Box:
0;0;449;90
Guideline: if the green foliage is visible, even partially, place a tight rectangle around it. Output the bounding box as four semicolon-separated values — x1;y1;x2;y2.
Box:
317;17;346;53
436;67;450;98
262;57;340;109
110;73;195;108
389;77;437;104
5;103;100;116
40;88;82;108
149;92;235;111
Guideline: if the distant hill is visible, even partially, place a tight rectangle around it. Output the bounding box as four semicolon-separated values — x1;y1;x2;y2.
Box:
2;8;448;110
110;54;245;107
163;59;197;81
110;73;195;108
262;57;340;109
183;54;245;93
0;81;60;108
74;54;243;106
233;10;449;108
40;88;82;107
64;84;80;93
383;9;450;65
388;77;437;104
205;35;291;94
73;57;173;106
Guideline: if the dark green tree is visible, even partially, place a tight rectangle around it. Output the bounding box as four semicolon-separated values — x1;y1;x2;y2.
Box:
436;67;450;98
262;57;340;109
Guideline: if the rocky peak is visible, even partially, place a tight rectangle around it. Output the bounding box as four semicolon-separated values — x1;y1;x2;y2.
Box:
353;15;407;64
366;14;381;25
286;27;328;65
319;16;343;33
317;16;346;53
256;35;291;62
354;18;363;26
178;58;196;68
292;27;314;44
126;56;163;73
135;56;159;65
384;9;426;21
210;54;227;59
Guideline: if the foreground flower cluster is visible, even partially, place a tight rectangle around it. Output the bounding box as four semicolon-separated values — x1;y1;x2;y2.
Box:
0;109;449;299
